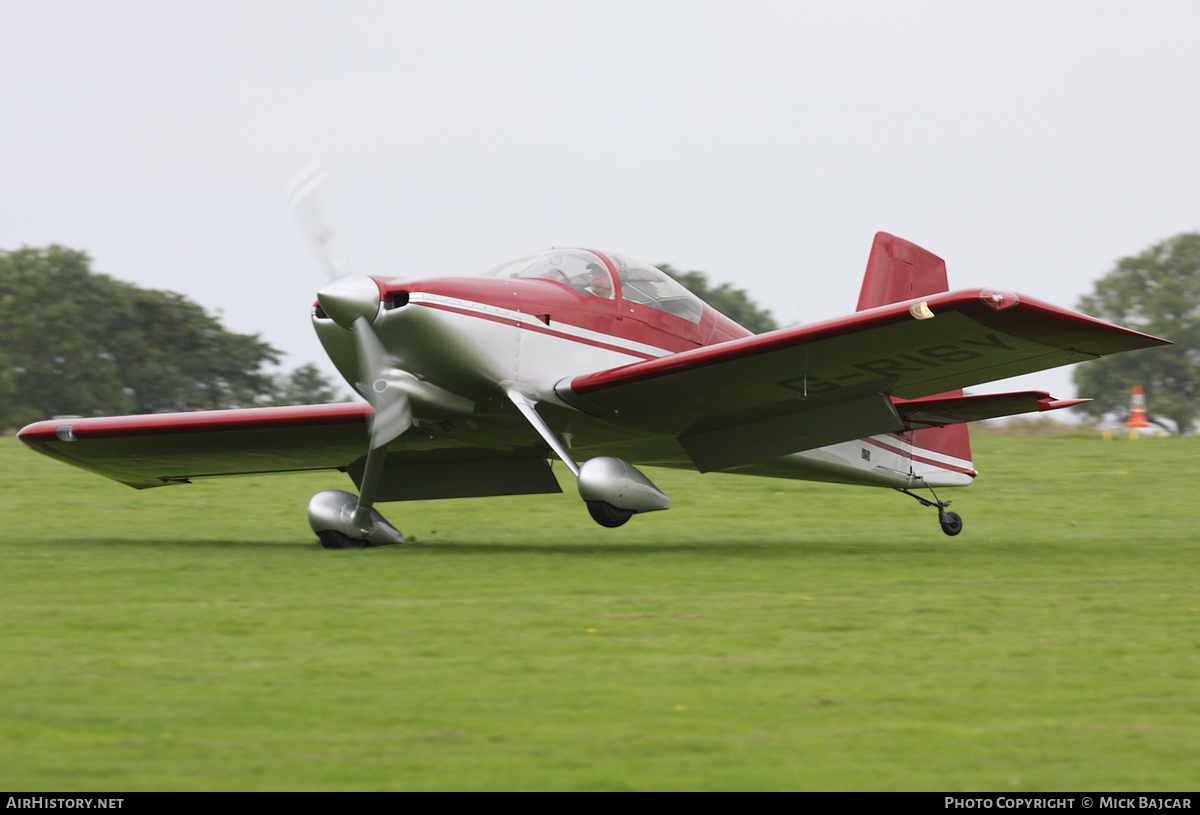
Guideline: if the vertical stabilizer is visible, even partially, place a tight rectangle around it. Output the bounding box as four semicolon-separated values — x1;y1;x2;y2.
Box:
857;232;949;312
857;233;973;477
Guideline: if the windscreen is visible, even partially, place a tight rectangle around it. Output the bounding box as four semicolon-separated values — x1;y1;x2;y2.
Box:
480;249;705;323
480;250;614;299
604;251;704;323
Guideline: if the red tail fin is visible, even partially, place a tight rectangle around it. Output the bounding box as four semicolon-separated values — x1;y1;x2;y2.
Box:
857;232;949;311
858;233;973;475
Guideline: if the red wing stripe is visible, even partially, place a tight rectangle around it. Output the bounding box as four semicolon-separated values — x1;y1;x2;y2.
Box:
18;403;372;442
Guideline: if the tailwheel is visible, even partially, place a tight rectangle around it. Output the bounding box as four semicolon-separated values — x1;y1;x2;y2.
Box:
897;487;963;537
587;500;634;528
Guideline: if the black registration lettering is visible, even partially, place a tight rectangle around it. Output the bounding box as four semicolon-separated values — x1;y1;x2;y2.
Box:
855;358;928;377
777;375;842;395
919;344;983;364
962;333;1019;352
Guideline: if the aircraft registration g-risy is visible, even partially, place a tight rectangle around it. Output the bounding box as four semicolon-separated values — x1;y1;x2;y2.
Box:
18;169;1168;547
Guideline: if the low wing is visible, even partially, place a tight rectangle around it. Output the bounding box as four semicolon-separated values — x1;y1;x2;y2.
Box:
18;404;374;488
555;289;1167;471
17;402;563;500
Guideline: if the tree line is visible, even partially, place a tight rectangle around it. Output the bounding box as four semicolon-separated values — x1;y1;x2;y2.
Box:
0;246;341;430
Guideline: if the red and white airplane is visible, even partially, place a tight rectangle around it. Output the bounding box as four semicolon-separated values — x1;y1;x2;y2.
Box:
18;172;1168;547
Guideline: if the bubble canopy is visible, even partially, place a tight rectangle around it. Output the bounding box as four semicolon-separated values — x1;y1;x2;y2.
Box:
479;249;704;324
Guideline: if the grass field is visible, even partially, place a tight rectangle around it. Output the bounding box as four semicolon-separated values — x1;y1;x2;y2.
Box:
1;431;1198;790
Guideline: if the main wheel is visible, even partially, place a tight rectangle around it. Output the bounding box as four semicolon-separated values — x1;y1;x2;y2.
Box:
939;511;963;537
316;529;368;549
587;500;634;528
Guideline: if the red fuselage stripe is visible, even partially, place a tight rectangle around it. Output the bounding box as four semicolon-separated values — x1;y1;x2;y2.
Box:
413;301;661;360
863;436;978;477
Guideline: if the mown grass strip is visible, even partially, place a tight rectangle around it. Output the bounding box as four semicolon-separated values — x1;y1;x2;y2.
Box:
2;434;1197;790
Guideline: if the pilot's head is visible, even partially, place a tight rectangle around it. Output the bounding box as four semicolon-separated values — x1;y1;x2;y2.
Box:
586;263;613;298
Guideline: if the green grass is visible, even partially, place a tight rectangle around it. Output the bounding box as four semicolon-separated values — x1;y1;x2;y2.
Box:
1;432;1198;790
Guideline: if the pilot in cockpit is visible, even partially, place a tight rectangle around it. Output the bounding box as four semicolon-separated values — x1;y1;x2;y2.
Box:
584;262;614;299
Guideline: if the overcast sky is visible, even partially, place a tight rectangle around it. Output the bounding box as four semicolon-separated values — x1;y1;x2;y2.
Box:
4;1;1197;402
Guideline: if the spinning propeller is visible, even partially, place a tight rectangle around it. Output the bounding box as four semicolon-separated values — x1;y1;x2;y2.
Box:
287;164;409;546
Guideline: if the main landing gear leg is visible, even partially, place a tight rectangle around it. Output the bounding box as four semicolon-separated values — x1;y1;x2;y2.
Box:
306;434;407;549
503;388;670;529
896;487;963;537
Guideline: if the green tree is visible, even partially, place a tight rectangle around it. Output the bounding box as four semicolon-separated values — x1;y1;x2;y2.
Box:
268;363;344;406
1073;232;1200;433
0;286;20;420
2;247;138;427
0;246;339;430
657;264;778;334
105;286;284;413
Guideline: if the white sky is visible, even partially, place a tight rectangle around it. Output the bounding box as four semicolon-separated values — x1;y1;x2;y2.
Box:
4;0;1197;401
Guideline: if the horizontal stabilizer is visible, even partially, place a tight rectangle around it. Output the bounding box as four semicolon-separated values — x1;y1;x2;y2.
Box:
896;391;1089;430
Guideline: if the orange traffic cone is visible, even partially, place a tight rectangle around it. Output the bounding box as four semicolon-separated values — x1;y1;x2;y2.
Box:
1124;385;1153;428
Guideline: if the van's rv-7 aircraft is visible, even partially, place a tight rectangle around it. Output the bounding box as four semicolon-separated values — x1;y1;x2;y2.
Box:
18;173;1168;547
